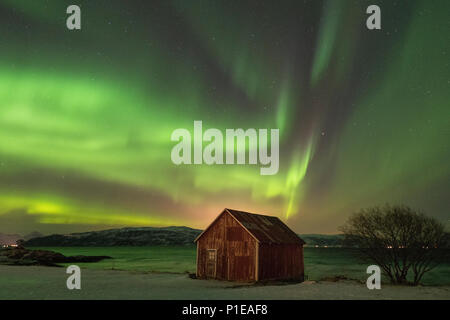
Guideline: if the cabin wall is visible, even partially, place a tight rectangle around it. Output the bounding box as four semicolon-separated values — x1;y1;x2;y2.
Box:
258;244;304;281
197;212;257;281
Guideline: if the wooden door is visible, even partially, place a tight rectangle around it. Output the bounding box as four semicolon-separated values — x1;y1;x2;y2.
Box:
206;249;217;278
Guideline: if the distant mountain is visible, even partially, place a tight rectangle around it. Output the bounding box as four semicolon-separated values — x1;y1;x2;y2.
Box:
0;232;45;246
22;226;345;247
24;226;202;247
299;234;344;247
23;232;44;241
0;233;22;246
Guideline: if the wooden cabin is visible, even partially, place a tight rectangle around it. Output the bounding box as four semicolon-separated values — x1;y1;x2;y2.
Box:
195;208;305;282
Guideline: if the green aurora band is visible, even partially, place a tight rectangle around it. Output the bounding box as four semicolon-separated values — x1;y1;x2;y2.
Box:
0;0;448;234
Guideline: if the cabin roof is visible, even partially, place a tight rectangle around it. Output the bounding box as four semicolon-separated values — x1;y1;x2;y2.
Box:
195;208;305;245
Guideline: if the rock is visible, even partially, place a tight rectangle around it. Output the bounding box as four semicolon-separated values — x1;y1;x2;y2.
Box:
320;275;350;282
301;280;317;285
65;255;112;263
0;248;112;266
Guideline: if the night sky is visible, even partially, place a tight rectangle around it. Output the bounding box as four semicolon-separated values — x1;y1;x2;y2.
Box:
0;0;448;235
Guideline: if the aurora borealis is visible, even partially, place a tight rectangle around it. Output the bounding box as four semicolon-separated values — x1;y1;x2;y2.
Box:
0;0;448;235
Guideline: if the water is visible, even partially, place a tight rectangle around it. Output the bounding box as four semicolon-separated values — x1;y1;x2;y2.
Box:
32;246;450;285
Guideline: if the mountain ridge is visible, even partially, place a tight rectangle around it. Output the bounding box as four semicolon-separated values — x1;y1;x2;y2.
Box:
22;226;202;247
18;226;343;247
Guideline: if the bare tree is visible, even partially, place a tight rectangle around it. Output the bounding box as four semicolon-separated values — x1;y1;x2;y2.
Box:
340;204;449;285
